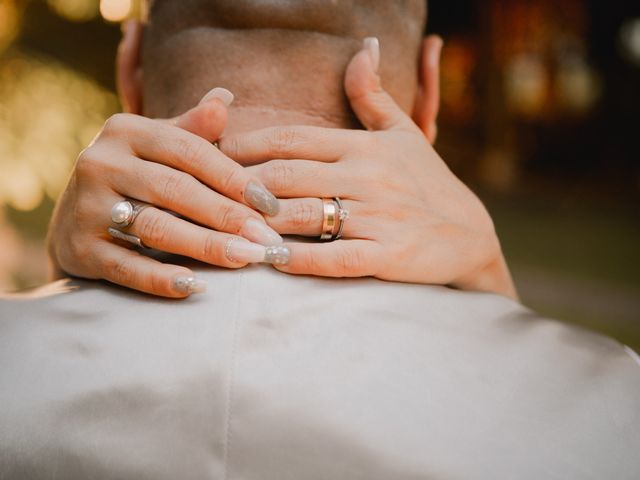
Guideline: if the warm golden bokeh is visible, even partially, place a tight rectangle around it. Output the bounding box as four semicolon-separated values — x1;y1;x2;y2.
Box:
100;0;132;22
0;1;21;53
0;52;118;211
46;0;99;22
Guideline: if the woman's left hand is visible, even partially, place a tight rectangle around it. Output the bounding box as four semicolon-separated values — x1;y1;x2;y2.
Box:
220;38;517;300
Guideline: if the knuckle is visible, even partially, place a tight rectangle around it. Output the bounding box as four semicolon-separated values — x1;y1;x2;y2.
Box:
74;148;96;177
219;135;240;159
105;255;135;285
139;213;169;246
263;160;294;192
201;233;222;262
75;146;106;177
219;166;244;195
299;249;321;272
103;113;132;136
336;247;365;276
158;172;193;206
174;136;206;169
289;202;317;228
215;204;247;233
77;146;121;181
265;127;299;156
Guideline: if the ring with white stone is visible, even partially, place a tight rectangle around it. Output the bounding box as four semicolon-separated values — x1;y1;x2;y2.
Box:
332;197;349;240
110;199;149;228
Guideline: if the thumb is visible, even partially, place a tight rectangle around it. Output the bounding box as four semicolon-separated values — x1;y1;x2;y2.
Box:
344;38;418;133
161;87;234;142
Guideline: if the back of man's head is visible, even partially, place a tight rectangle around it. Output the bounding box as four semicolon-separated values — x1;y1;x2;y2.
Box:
141;0;427;125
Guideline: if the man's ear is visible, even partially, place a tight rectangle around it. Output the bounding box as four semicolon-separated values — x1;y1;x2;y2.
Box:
412;35;443;144
116;20;144;114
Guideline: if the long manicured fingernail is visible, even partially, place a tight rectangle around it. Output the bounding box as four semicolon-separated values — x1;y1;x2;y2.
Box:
225;238;289;265
245;181;280;216
200;87;234;106
240;217;283;246
225;238;265;263
173;276;207;295
363;37;380;73
428;37;444;67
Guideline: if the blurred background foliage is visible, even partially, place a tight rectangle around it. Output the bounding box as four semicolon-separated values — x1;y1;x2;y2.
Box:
0;0;638;348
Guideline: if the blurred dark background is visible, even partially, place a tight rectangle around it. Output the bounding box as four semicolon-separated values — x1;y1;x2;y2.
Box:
0;0;638;348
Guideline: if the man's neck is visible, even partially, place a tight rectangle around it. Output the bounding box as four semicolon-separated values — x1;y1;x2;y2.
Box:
143;28;362;134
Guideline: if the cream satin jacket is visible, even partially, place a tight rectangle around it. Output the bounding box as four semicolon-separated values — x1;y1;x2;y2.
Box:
1;265;639;479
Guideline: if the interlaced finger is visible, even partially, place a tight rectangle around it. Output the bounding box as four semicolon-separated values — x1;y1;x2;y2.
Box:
273;239;382;278
125;207;251;269
219;125;370;165
266;198;360;238
103;113;279;215
113;155;271;237
97;241;201;298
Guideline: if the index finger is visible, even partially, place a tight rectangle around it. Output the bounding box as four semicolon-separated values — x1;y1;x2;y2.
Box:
219;126;370;165
273;240;382;278
105;113;279;216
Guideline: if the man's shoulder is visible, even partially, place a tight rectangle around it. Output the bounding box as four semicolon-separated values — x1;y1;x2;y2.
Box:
1;266;639;479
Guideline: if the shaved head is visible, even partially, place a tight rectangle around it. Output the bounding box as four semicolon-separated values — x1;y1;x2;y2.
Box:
141;0;427;129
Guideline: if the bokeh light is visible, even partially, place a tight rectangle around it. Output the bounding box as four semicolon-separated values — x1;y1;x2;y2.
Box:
0;0;20;53
46;0;100;22
100;0;132;22
0;50;119;211
619;18;640;66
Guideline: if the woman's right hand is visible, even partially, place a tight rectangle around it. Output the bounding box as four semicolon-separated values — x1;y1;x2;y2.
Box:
48;88;285;298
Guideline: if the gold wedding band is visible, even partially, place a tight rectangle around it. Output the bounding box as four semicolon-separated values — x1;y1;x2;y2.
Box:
320;198;337;241
320;197;350;241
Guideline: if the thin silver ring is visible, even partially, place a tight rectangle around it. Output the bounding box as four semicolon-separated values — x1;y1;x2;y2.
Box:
333;197;349;240
108;227;147;248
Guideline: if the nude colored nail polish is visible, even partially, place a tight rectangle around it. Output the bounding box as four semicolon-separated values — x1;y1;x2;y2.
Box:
245;181;280;216
173;276;207;295
240;217;283;246
225;239;289;265
225;238;266;263
363;37;380;72
200;87;234;106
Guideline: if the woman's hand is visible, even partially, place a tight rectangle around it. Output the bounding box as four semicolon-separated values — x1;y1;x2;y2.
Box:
48;89;284;298
220;38;517;300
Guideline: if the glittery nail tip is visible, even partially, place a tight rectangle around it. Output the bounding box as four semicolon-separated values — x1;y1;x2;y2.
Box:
173;276;207;295
264;245;290;265
245;182;280;216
